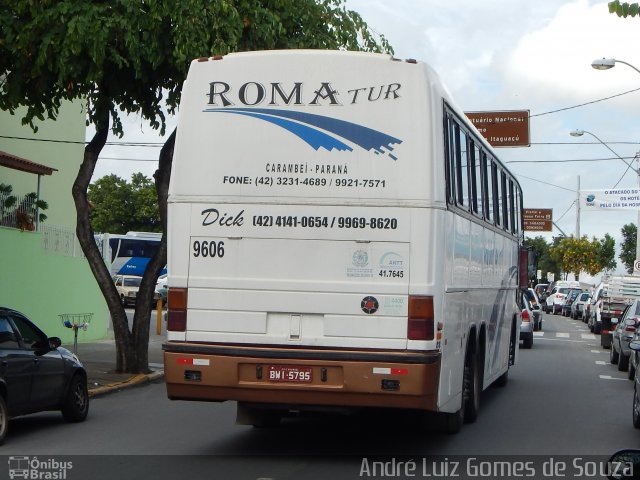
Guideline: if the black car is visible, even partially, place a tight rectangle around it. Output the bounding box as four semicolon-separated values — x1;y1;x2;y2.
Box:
0;307;89;444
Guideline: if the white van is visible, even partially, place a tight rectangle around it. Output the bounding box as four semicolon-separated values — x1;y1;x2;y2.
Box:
163;50;525;431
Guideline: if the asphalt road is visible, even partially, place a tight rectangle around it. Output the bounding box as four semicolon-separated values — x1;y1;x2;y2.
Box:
2;313;638;479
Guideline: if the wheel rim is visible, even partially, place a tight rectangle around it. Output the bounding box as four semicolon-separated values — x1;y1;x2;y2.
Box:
0;401;6;438
74;382;88;413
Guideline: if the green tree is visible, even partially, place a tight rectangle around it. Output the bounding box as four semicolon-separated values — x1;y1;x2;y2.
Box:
549;236;601;279
524;236;563;283
0;0;391;373
597;233;617;272
609;1;640;17
88;173;160;234
620;223;637;273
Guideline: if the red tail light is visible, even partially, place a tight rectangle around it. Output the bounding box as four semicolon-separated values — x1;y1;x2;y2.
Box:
167;288;187;332
521;309;531;322
408;296;434;340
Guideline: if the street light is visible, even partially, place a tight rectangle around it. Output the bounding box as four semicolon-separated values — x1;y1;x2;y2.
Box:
591;56;640;269
591;57;640;75
570;128;640;264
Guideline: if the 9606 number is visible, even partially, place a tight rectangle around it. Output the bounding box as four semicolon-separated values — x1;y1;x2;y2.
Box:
193;240;225;258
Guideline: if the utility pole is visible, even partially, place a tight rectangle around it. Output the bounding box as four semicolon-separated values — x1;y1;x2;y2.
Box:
576;175;580;239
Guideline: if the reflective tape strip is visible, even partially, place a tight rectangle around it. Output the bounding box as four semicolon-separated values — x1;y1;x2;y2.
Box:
177;358;210;366
373;367;409;375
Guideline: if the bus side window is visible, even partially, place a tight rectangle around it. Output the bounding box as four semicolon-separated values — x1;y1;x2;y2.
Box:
482;152;493;224
469;141;482;216
454;125;469;208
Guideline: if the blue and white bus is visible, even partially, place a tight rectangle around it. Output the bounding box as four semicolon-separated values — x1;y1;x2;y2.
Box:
95;231;164;276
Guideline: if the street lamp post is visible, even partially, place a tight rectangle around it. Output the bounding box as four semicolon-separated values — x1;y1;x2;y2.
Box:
591;57;640;268
570;128;640;265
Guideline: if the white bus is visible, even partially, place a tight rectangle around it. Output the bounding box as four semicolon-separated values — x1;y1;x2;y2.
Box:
164;50;526;433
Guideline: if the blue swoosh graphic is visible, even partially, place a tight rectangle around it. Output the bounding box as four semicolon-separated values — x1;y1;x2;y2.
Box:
204;107;402;160
207;110;352;152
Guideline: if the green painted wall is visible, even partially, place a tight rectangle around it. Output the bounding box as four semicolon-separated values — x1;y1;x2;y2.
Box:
0;101;110;341
0;228;108;342
0;102;85;227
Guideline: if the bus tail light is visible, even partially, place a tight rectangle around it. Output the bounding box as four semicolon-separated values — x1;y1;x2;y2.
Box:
167;288;188;332
408;296;434;340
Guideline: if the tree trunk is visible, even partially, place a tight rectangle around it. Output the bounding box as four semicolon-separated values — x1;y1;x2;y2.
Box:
72;112;137;373
129;129;175;373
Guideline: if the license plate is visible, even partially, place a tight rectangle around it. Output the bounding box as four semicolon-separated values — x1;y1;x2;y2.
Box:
267;365;313;383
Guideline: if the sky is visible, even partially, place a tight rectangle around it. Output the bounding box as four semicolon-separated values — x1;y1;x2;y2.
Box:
90;0;640;274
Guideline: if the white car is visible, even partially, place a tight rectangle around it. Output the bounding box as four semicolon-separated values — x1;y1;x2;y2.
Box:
527;288;543;331
114;274;142;307
520;293;535;349
545;286;572;315
154;274;168;306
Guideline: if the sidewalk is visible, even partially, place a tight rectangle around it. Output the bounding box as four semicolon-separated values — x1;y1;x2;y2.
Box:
64;311;166;397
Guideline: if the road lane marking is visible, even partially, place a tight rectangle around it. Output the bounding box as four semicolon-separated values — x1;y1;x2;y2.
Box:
535;337;587;343
591;349;603;353
556;333;570;338
582;334;596;340
595;361;607;365
534;332;544;337
600;375;627;381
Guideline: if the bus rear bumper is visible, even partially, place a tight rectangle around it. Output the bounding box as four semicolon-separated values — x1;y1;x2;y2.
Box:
163;342;441;411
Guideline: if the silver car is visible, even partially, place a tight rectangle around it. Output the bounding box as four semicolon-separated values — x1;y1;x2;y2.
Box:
571;292;591;320
611;299;640;373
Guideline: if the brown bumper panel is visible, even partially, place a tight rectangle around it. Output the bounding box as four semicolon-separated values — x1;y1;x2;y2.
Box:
163;343;441;411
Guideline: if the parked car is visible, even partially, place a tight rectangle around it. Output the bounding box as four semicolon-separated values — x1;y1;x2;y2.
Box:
114;274;160;308
561;289;582;317
0;307;89;444
544;283;579;314
611;300;640;373
571;291;591;320
629;327;640;382
535;283;549;303
526;288;543;331
114;274;142;307
155;274;168;306
629;340;640;428
588;298;604;334
520;293;534;349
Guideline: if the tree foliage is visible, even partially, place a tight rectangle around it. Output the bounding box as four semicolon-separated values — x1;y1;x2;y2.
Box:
620;223;637;273
598;233;617;272
609;1;640;17
88;173;160;234
533;234;616;281
0;0;391;136
0;0;391;373
524;236;556;283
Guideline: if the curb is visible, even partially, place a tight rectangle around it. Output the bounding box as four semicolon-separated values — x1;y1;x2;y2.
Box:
88;371;164;398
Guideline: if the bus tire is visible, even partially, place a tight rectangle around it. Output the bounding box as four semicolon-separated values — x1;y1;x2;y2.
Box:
0;395;7;446
438;407;463;434
463;351;480;424
494;369;509;388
